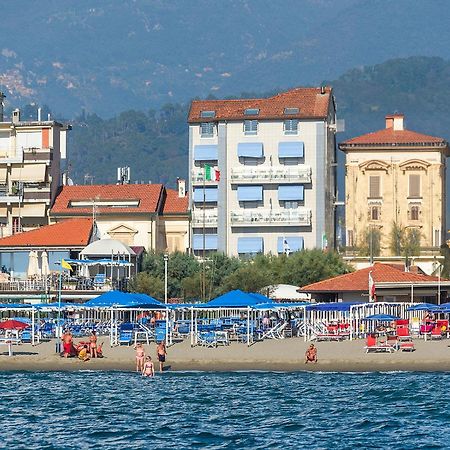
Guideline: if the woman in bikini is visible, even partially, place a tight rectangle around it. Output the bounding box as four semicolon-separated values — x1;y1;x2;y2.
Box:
142;356;155;377
89;331;98;358
134;343;145;373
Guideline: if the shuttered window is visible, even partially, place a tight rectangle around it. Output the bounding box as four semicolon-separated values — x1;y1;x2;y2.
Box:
409;174;421;198
244;120;258;135
369;176;381;198
200;122;214;137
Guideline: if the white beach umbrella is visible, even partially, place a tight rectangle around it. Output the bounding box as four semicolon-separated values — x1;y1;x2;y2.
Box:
27;250;40;278
41;251;50;277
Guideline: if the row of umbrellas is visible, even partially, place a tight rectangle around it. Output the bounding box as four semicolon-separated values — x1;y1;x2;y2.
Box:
27;250;50;278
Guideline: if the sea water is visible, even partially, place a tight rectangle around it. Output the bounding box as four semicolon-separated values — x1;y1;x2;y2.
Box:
1;371;449;449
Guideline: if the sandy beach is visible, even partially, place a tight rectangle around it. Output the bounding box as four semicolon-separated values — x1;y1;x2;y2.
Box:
1;337;450;372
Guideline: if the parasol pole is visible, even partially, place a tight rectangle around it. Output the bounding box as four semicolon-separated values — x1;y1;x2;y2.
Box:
56;264;62;354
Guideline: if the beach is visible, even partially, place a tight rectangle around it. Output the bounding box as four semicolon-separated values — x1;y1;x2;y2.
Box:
1;338;450;372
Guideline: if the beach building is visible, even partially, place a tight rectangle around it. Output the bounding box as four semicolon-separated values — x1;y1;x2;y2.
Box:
50;182;190;253
188;87;337;257
299;263;450;304
0;97;69;237
340;115;449;274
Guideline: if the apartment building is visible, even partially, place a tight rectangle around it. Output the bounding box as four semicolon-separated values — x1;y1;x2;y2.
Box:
0;93;68;236
188;87;337;257
340;114;449;271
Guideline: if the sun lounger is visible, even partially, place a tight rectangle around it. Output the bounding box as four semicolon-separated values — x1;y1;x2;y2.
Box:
315;333;345;342
197;332;217;348
261;322;287;340
364;335;395;353
430;327;443;340
400;341;415;352
215;331;229;346
118;330;133;346
396;326;412;341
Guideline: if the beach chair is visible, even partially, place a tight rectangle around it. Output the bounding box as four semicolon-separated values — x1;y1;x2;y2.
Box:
430;327;443;340
93;273;106;289
197;331;217;348
364;335;395;353
396;326;412;341
261;322;287;340
215;331;229;346
399;341;415;352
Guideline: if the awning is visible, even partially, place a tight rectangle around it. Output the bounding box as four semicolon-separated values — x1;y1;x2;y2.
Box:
237;237;263;254
192;234;218;250
200;290;263;308
12;203;46;217
237;186;263;201
278;185;304;201
237;143;263;158
278;142;304;158
193;187;218;203
193;145;218;161
10;164;46;182
277;237;304;253
0;207;7;218
306;302;362;312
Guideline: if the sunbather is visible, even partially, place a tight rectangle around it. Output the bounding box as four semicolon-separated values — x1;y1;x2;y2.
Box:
305;344;318;364
78;344;90;362
89;331;98;358
134;343;145;372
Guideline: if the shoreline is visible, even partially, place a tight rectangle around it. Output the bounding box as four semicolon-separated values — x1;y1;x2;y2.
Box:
1;338;450;373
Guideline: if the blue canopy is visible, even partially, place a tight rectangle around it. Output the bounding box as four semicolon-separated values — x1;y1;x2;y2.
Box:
306;302;361;312
407;303;439;311
200;290;264;308
362;314;401;321
84;291;165;309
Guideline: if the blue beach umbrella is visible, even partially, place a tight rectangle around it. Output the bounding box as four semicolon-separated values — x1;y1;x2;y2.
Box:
362;314;401;322
407;303;438;311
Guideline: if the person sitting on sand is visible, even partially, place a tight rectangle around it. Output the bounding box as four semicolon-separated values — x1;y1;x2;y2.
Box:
142;356;155;377
156;341;167;372
89;331;98;358
96;342;104;358
305;344;318;364
78;344;90;362
134;343;145;373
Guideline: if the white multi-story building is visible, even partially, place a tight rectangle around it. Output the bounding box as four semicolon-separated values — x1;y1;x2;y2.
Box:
0;92;69;236
188;87;337;257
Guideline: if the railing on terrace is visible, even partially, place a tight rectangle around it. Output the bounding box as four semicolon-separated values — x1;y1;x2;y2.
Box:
191;210;218;226
230;166;312;183
231;208;311;226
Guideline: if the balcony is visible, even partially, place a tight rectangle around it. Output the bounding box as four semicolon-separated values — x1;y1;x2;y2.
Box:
0;186;21;204
23;148;52;163
231;208;311;226
191;169;219;185
230;166;311;184
191;209;218;227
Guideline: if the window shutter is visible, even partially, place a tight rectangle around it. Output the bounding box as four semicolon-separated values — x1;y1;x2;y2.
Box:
369;176;380;198
409;175;421;198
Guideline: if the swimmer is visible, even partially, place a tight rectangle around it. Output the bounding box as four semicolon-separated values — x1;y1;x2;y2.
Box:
142;356;155;377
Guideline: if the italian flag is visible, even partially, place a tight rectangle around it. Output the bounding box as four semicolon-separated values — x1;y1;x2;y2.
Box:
205;164;220;181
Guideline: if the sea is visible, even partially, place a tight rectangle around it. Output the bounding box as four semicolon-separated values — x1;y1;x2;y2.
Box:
0;370;449;449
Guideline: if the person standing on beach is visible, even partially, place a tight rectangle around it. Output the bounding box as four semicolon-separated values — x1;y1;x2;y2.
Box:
156;341;167;372
134;343;145;373
305;344;318;364
89;331;98;358
62;330;75;358
142;356;155;377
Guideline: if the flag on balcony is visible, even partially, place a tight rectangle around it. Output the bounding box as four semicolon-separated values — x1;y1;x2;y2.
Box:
368;270;376;302
205;164;220;181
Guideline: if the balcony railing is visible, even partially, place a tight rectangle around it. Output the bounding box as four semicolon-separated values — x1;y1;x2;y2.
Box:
191;210;218;226
230;166;311;183
191;169;219;184
231;208;311;226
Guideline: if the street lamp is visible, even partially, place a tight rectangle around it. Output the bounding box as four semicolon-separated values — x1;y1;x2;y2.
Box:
164;254;169;304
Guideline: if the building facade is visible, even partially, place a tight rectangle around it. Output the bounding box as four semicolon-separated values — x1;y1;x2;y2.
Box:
0;99;68;237
188;87;337;257
340;114;449;264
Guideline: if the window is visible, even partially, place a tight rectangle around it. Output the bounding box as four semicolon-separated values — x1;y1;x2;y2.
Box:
347;230;354;247
244;108;260;116
200;110;215;118
283;201;298;209
244;120;258;135
409;174;421;198
369;176;381;198
409;205;420;221
283;119;299;135
200;122;214;137
284;107;299;115
369;206;381;221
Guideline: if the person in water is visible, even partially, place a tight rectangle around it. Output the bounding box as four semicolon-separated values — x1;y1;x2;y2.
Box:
305;344;318;364
156;340;167;372
89;331;98;358
134;343;145;373
142;356;155;377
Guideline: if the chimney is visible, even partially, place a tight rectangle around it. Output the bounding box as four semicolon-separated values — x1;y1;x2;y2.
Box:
385;114;404;131
12;108;20;124
37;107;42;122
0;92;5;122
177;178;186;198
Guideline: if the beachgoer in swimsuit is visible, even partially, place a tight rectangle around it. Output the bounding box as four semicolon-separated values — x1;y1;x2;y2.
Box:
62;330;74;358
305;344;317;364
134;343;145;372
156;341;167;372
142;356;154;377
89;331;98;358
78;345;90;362
96;342;104;358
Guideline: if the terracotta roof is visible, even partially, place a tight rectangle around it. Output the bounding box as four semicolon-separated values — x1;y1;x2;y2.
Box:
340;128;447;148
299;263;441;293
162;189;189;214
188;87;332;122
0;218;93;248
51;184;164;215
